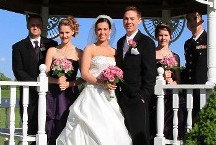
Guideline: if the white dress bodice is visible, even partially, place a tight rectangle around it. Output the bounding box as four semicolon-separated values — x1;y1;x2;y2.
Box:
89;56;116;78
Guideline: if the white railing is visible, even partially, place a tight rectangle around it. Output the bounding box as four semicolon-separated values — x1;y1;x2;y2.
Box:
0;64;48;145
154;67;214;145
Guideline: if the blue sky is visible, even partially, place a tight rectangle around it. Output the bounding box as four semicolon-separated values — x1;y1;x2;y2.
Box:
0;9;207;80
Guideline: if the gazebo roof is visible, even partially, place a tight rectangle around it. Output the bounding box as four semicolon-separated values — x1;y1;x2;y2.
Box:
1;0;207;18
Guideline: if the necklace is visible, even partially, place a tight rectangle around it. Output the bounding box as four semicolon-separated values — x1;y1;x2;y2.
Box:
156;49;172;59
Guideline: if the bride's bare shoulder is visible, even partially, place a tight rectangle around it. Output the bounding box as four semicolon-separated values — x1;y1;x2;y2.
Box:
84;44;96;51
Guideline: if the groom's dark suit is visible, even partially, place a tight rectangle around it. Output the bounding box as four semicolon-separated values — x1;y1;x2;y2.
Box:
12;36;57;135
116;30;157;145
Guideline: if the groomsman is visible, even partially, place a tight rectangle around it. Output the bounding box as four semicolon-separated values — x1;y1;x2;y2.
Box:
181;11;207;121
116;6;157;145
12;14;57;136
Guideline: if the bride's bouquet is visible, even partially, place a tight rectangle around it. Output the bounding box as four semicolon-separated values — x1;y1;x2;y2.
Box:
98;66;123;100
51;59;74;77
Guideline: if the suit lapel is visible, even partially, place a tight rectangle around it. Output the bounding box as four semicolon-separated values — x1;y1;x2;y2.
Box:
40;37;46;47
117;36;126;65
123;31;141;60
132;31;142;49
39;37;48;61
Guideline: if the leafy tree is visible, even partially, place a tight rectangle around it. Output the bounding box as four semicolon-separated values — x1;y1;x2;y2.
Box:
0;72;12;90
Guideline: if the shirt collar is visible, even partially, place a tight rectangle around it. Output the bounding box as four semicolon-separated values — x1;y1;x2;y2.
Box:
193;30;204;41
126;30;138;40
30;36;41;46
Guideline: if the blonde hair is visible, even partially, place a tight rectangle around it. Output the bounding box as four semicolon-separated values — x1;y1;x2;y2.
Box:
58;16;79;37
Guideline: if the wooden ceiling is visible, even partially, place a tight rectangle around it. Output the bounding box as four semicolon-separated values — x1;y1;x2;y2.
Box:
1;0;207;18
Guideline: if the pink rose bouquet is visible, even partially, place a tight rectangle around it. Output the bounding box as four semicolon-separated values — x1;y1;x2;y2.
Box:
98;66;123;100
159;56;178;70
51;59;74;77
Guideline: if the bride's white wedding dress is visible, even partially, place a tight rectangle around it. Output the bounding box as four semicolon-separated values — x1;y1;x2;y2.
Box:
56;56;132;145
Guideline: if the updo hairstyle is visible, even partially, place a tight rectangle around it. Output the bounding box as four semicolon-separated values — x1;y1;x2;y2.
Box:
58;16;79;37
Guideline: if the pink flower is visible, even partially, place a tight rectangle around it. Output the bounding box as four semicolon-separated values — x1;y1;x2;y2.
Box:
98;66;124;85
159;56;178;70
128;40;137;48
51;59;74;77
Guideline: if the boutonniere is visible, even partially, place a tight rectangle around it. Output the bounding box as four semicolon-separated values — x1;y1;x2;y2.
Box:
40;44;46;51
128;40;139;55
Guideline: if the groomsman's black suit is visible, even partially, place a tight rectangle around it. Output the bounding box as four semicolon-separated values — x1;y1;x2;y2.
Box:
181;30;207;120
12;36;57;135
116;30;157;145
182;30;207;84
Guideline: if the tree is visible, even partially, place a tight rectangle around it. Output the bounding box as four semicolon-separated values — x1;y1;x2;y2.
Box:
0;72;12;90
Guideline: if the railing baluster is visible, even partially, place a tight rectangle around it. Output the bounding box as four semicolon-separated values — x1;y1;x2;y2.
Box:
173;89;179;144
200;89;207;109
22;86;29;145
186;89;193;132
9;86;16;145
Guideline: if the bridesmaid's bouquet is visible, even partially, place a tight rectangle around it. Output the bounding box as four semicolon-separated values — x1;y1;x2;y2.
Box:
98;66;123;100
51;59;74;77
159;56;178;70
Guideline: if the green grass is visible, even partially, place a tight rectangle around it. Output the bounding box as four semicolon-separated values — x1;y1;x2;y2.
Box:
0;89;20;144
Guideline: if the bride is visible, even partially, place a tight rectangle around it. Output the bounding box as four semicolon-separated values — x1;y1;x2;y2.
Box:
56;15;132;145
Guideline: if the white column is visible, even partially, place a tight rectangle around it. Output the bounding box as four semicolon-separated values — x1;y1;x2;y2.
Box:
207;3;216;84
196;0;216;84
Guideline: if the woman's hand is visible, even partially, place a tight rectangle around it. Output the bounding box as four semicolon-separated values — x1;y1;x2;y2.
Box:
103;83;117;90
166;77;177;85
57;76;67;84
59;81;69;91
58;76;68;91
164;70;172;78
164;70;177;84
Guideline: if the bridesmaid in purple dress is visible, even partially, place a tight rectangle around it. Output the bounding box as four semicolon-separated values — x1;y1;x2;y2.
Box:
149;23;186;143
45;16;85;145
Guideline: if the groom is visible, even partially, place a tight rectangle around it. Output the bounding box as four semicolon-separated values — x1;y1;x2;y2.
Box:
116;6;157;145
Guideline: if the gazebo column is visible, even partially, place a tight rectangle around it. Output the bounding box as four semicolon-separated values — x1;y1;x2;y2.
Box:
207;3;216;84
196;0;216;84
41;6;49;37
162;9;171;22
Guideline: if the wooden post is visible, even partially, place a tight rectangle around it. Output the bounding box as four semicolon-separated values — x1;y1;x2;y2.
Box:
41;6;49;37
